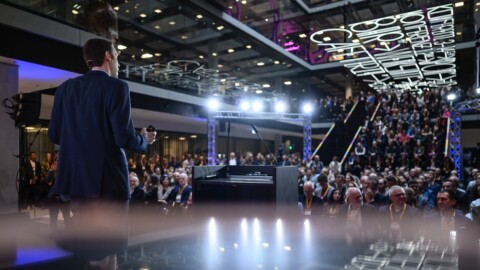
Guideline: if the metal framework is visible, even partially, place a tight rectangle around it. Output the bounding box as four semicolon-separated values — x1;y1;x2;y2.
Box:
207;111;312;165
448;99;480;179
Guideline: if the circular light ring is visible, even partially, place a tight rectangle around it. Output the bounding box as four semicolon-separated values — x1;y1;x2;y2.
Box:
376;32;405;42
400;13;425;24
167;60;201;70
349;21;380;33
310;28;353;44
374;16;397;27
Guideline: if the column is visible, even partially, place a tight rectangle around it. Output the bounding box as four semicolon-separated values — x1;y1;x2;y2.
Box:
0;58;19;207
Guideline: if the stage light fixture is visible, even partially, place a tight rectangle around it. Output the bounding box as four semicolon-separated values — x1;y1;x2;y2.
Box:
252;100;263;112
141;53;153;59
240;100;250;111
207;98;220;111
476;88;480;94
275;101;287;113
302;103;314;114
117;44;127;50
447;93;456;101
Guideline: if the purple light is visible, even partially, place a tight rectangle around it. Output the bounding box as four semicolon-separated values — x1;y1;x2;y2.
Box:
15;248;71;266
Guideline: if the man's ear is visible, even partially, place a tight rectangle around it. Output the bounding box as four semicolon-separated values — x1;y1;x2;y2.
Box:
104;51;112;62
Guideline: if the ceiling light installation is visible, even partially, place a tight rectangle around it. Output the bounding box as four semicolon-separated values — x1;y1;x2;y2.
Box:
310;4;456;93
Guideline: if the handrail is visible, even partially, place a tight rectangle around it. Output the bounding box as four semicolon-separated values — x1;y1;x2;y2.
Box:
310;123;335;159
370;102;381;122
445;116;451;158
343;100;358;124
340;126;363;164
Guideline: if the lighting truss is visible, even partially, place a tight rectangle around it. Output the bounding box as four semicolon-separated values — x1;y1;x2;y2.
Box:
207;111;312;165
120;60;274;101
448;99;480;179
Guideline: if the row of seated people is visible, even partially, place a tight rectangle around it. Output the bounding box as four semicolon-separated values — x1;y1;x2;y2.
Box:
128;170;192;210
344;89;450;174
299;165;480;214
297;168;480;243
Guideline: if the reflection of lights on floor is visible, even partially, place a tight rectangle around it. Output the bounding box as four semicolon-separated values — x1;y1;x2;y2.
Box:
284;245;292;251
233;243;239;249
276;218;283;243
262;242;269;248
219;246;225;252
256;264;263;269
253;218;261;242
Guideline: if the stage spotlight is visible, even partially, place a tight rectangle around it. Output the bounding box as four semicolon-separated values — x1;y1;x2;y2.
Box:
240;100;250;111
252;100;263;112
302;103;314;114
476;88;480;94
274;100;287;113
447;93;456;101
208;98;220;111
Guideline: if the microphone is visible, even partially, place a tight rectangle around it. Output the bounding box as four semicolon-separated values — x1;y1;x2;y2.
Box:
249;122;278;165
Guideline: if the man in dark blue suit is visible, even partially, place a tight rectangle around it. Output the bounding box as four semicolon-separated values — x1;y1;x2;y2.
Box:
48;38;156;263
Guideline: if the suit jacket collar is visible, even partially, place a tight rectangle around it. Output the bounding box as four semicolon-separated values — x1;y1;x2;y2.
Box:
86;70;110;76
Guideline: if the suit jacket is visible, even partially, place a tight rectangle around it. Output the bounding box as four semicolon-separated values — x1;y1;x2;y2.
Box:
48;71;147;201
378;204;421;239
337;203;378;234
423;209;471;240
24;160;41;184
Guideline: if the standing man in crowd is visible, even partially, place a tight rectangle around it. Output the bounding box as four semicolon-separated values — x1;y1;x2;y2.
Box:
24;151;41;209
48;38;156;266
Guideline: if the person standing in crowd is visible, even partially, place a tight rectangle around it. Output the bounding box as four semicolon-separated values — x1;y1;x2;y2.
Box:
24;151;41;209
48;38;156;264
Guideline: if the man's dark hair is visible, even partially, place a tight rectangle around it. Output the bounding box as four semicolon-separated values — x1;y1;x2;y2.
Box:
438;189;456;203
149;174;160;186
83;38;113;69
318;173;328;183
386;175;397;183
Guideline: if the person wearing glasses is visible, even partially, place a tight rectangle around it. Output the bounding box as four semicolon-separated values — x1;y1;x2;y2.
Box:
378;185;421;240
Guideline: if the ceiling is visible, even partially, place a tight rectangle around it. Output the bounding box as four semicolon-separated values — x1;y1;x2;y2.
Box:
4;0;478;110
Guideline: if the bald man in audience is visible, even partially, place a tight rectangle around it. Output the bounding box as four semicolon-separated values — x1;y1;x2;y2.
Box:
378;185;421;240
337;187;378;244
298;181;323;217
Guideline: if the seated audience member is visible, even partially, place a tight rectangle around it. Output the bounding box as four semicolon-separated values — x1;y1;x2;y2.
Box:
298;181;323;217
424;189;471;241
378;185;421;240
157;175;173;204
129;174;145;205
407;179;428;211
442;177;468;213
303;168;318;184
329;156;342;175
423;171;441;209
311;155;324;172
337;187;378;245
362;174;387;207
228;152;238;166
334;174;346;196
144;175;161;203
377;178;388;197
297;169;305;196
168;173;192;208
314;174;333;201
324;188;345;218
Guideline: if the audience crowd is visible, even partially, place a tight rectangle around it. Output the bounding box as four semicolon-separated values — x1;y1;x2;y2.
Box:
21;89;480;247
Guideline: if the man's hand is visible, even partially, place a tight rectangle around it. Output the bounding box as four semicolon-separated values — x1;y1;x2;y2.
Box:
141;128;157;144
